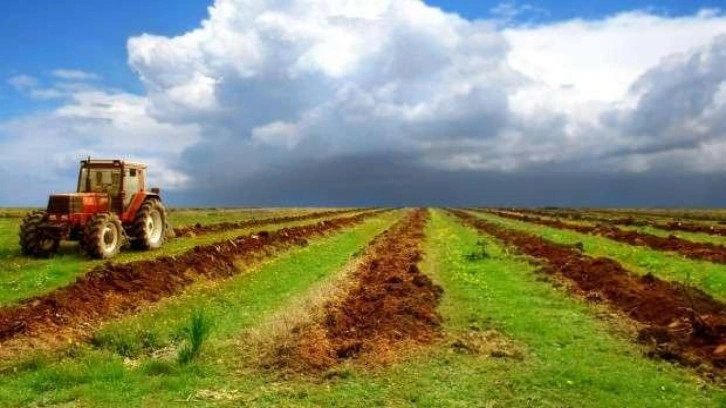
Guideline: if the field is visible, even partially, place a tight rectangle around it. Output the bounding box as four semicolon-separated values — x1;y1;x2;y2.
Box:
0;207;725;407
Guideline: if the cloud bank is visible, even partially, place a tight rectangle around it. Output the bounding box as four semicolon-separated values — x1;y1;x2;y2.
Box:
2;0;726;206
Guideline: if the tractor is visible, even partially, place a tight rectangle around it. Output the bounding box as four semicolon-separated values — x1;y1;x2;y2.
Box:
19;159;170;259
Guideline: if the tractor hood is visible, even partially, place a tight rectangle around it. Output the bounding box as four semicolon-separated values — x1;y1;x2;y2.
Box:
47;193;110;214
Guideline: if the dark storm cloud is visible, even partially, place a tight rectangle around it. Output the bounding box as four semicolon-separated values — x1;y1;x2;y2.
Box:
168;153;726;207
156;20;726;206
599;35;726;166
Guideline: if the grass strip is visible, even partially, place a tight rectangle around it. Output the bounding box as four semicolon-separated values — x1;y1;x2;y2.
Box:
475;211;726;301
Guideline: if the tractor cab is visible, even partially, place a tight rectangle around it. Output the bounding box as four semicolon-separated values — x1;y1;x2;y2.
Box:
77;159;147;212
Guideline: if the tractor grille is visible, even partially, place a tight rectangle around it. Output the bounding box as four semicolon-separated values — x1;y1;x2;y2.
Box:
47;195;82;214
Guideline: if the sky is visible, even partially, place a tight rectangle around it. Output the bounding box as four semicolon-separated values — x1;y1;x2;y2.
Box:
1;0;725;207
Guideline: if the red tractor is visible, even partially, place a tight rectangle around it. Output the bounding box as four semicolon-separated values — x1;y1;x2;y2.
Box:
19;159;170;259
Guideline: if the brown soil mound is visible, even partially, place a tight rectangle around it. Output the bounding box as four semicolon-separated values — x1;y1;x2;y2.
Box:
660;221;726;237
173;208;367;237
270;209;443;372
512;209;726;238
0;209;389;350
489;210;726;265
451;210;726;377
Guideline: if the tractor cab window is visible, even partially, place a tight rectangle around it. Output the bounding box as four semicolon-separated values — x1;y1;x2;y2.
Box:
123;168;141;207
78;168;121;196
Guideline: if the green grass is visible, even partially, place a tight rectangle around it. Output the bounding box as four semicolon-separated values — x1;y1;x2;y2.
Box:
0;209;721;407
524;211;726;247
416;210;723;407
623;224;726;247
0;211;401;406
474;211;726;301
0;209;360;307
167;207;331;227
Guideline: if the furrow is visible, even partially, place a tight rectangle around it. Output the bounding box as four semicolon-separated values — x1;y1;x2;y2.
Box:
487;210;726;264
450;209;726;378
0;209;391;350
172;208;369;237
269;208;442;372
512;208;726;237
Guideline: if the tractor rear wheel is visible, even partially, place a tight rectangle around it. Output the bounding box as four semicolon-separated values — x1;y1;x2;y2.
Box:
83;213;123;259
130;199;166;250
19;211;59;258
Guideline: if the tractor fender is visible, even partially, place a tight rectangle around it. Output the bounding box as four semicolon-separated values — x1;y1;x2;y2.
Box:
122;193;162;223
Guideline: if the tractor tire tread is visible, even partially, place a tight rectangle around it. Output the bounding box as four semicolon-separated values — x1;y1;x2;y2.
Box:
83;213;122;259
129;199;166;250
19;211;59;257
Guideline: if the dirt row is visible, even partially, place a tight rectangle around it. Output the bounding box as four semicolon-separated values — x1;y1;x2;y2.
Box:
450;210;726;377
172;208;367;237
487;210;726;265
269;209;443;372
512;208;726;237
0;209;391;352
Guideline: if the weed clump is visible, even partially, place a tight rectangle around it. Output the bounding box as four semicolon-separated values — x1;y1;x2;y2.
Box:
90;329;161;358
177;310;213;365
465;241;490;261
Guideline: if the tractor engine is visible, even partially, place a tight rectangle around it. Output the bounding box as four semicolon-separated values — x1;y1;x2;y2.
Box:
44;193;110;240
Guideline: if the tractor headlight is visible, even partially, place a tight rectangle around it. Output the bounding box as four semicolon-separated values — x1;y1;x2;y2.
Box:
60;214;68;221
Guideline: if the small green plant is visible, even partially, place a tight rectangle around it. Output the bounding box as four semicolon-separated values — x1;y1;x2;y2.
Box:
90;328;162;358
177;310;213;365
465;240;490;261
142;359;177;376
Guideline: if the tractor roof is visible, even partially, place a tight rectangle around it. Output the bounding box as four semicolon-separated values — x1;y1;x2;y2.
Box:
81;159;147;169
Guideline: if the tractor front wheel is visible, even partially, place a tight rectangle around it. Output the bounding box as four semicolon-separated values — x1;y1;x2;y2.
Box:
130;199;166;250
19;211;59;258
83;213;123;259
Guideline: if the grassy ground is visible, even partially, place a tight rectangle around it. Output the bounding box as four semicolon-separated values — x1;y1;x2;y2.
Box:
167;207;332;227
0;209;722;406
519;211;726;246
622;224;726;247
0;211;402;406
417;210;723;406
475;212;726;301
584;209;726;223
0;209;362;307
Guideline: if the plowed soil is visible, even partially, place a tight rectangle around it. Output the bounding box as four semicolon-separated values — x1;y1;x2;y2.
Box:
489;211;726;265
0;209;390;352
173;208;366;237
270;209;443;372
514;209;726;238
451;210;726;377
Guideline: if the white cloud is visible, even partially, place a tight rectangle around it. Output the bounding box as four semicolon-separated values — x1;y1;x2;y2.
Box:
490;1;549;25
7;74;38;90
28;88;65;100
504;11;726;104
125;0;726;182
51;69;101;81
0;86;202;204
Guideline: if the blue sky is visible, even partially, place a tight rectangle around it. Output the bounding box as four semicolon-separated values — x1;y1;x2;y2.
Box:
1;1;725;206
0;0;209;119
